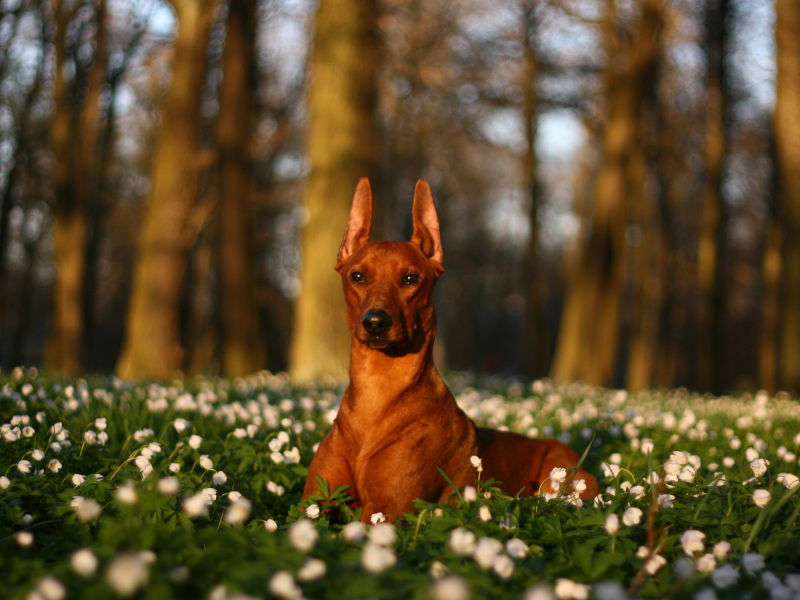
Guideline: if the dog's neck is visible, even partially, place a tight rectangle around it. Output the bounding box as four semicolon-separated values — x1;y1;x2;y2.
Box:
344;323;447;415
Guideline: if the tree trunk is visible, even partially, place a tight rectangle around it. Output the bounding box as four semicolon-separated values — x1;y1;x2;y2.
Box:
46;0;106;374
695;0;729;393
116;0;218;380
522;0;548;378
551;0;662;387
774;0;800;393
216;0;263;377
289;0;378;383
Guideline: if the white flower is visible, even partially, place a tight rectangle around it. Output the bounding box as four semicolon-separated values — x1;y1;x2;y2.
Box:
17;460;31;474
696;553;717;573
71;548;99;577
479;505;491;522
84;430;97;445
283;447;301;464
288;519;318;552
550;467;567;483
623;507;643;527
554;578;589;599
644;554;667;575
492;554;514;579
270;452;284;464
524;585;556;600
713;540;731;561
169;463;181;473
305;504;320;519
505;537;529;559
753;489;771;507
592;582;627;600
268;571;300;599
658;494;674;508
695;588;718;600
115;483;138;505
463;486;477;502
47;459;62;473
173;419;190;433
370;512;385;524
430;561;448;579
711;564;740;588
722;457;735;468
604;513;619;535
233;428;247;439
212;471;227;485
448;527;476;556
369;523;397;547
671;451;690;465
342;521;366;542
22;426;35;438
680;530;706;556
95;418;107;431
199;455;213;470
264;519;278;532
361;541;396;573
16;531;34;547
750;458;769;477
97;432;108;445
629;485;645;500
106;553;150;597
470;455;483;472
646;471;660;485
777;473;799;489
745;447;759;462
297;558;327;582
224;497;252;525
32;449;45;462
268;438;284;452
188;435;202;450
641;438;654;454
183;492;210;518
71;496;85;508
36;572;65;596
602;463;620;479
158;477;179;495
0;476;10;490
679;466;696;483
76;498;102;522
431;576;469;600
742;553;765;574
473;536;503;570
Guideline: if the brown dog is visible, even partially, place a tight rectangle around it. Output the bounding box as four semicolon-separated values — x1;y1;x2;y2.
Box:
302;178;599;522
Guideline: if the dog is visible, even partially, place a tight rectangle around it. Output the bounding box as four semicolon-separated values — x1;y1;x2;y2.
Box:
302;178;599;522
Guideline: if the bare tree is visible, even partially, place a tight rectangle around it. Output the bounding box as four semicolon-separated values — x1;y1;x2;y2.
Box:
289;0;379;383
116;0;219;380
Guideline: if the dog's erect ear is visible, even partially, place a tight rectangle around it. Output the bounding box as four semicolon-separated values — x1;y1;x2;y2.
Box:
411;180;444;270
337;178;373;269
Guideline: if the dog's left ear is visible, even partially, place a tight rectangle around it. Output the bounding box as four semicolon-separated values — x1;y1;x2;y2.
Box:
411;180;444;272
336;178;373;270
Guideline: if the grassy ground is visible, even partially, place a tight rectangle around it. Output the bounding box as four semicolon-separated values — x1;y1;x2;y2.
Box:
2;367;800;600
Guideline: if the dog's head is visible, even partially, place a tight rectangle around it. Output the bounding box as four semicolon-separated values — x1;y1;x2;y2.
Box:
335;178;444;351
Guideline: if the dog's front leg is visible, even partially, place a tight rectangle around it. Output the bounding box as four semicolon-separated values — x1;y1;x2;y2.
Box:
302;424;357;517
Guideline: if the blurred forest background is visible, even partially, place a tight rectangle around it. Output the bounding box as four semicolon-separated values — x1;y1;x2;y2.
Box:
0;0;798;394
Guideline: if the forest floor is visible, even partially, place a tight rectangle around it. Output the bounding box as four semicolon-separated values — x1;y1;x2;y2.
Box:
1;368;800;600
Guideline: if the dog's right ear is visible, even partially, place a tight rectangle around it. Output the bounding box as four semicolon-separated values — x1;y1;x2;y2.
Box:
336;178;373;270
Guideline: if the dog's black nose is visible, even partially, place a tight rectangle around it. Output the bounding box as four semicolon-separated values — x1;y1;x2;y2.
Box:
362;309;392;335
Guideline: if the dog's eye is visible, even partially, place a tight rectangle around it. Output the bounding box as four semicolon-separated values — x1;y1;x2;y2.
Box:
350;271;366;284
402;274;419;286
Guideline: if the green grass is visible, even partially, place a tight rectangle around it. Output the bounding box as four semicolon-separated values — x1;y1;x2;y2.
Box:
2;367;800;599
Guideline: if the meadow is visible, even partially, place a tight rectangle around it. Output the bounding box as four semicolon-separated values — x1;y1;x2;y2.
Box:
2;366;800;600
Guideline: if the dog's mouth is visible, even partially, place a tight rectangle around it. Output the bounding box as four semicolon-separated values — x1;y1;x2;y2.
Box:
359;334;410;350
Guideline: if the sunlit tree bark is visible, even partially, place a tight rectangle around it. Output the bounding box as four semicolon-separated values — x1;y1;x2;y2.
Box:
551;0;662;387
773;0;800;393
46;0;106;374
289;0;378;383
216;0;263;377
695;0;729;393
116;0;218;380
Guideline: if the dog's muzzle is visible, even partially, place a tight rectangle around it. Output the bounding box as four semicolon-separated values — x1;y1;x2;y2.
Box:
361;309;393;336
